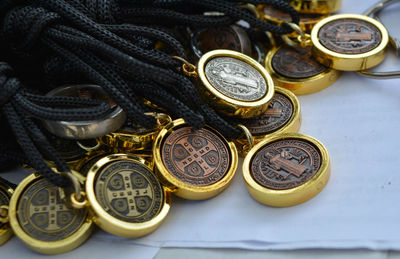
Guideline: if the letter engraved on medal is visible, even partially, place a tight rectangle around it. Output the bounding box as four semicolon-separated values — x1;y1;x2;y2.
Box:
318;18;382;54
95;161;163;223
161;127;231;186
17;178;86;241
250;139;322;190
205;57;267;101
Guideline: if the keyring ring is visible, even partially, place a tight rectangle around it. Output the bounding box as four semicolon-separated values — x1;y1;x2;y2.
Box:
359;0;400;78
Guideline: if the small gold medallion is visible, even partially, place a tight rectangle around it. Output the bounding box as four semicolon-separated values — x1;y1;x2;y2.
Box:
196;50;275;118
153;119;238;200
311;14;389;71
84;154;170;238
265;46;341;94
9;174;93;254
243;133;330;207
0;179;14;246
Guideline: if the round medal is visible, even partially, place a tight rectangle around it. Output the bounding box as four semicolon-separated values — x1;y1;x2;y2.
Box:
85;154;170;238
0;179;14;246
265;46;341;94
196;50;275;118
243;133;330;207
8;174;93;254
153;119;238;200
311;14;389;71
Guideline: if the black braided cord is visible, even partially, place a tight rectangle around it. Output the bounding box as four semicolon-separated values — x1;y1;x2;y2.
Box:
0;0;299;185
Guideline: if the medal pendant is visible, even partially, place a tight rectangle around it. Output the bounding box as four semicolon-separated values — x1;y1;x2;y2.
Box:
243;133;330;207
9;173;93;254
265;46;341;95
153;119;238;200
196;50;275;118
311;14;389;71
290;0;342;14
234;87;301;156
0;179;14;245
84;154;170;238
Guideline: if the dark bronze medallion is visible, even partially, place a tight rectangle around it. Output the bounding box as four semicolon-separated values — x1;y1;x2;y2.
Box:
250;139;321;190
272;46;327;79
94;160;163;223
161;126;230;186
240;92;294;136
197;26;252;56
263;5;323;24
318;18;382;54
16;178;87;241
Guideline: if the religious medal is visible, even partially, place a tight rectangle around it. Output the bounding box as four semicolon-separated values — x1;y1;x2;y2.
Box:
190;49;275;118
8;173;93;254
265;46;341;94
243;133;330;207
78;154;170;238
234;87;301;156
311;14;389;71
289;0;342;14
0;179;14;246
153;119;238;200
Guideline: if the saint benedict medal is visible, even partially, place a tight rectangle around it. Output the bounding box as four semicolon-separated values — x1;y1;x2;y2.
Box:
82;154;170;238
153;119;238;200
195;50;275;118
311;14;389;71
8;173;93;254
234;87;301;156
265;46;341;94
243;133;330;207
0;179;14;246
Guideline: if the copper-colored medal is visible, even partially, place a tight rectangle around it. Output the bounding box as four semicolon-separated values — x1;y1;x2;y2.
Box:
154;119;238;200
243;133;330;207
250;138;321;190
318;18;382;54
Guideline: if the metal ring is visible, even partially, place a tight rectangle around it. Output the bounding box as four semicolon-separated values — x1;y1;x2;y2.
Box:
144;112;172;127
280;22;311;48
42;85;127;139
77;139;101;152
70;192;88;209
237;124;254;152
359;0;400;78
63;171;82;201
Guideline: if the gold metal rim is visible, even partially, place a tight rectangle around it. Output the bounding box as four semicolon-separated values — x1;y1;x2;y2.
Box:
85;153;171;238
0;181;13;245
9;173;93;254
311;14;389;70
153;119;238;200
242;133;330;207
265;47;341;95
197;49;275;108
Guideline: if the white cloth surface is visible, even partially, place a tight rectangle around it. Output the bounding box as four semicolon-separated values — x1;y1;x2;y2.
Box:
2;0;400;257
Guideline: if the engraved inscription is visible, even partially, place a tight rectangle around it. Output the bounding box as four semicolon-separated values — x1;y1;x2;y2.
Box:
161;126;231;186
94;160;163;223
205;57;267;101
250;139;321;190
240;92;294;135
16;178;87;241
272;46;327;79
318;18;382;54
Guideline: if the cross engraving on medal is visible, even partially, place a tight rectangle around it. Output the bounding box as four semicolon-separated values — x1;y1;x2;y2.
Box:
30;188;71;231
106;171;153;216
266;150;308;179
